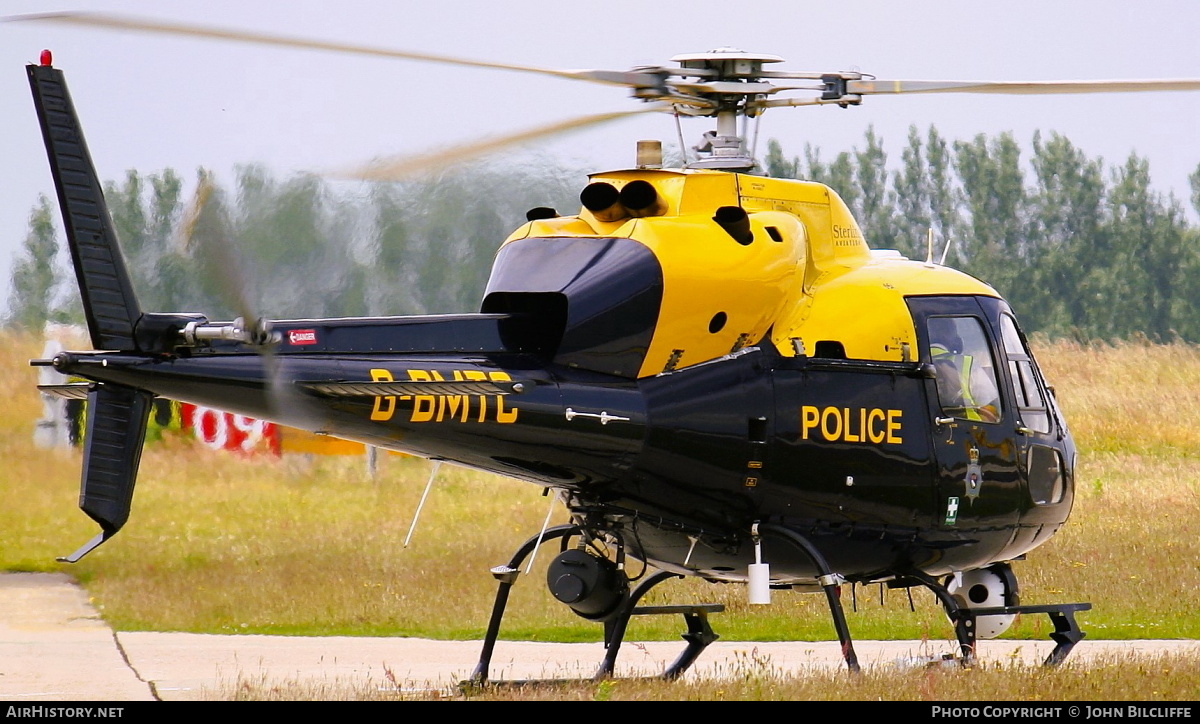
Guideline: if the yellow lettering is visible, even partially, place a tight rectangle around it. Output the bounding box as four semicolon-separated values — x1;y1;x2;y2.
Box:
368;367;525;425
430;372;448;422
820;407;842;441
489;371;519;423
868;409;886;444
406;369;435;422
801;406;819;439
411;396;435;423
799;406;902;445
801;405;820;439
369;369;395;421
843;407;859;442
445;394;468;422
886;409;903;444
462;371;488;421
496;397;517;424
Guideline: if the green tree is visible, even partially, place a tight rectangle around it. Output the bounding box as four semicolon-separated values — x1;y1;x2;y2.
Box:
1191;163;1200;215
892;125;931;259
953;132;1027;299
101;168;193;312
764;139;800;179
1105;154;1189;340
233;165;330;316
1027;132;1108;335
925;126;961;263
854;126;897;249
803;144;858;217
362;161;579;315
7;195;61;330
105;170;148;261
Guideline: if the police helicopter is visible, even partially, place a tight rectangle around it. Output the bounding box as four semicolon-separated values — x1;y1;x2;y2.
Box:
16;11;1200;682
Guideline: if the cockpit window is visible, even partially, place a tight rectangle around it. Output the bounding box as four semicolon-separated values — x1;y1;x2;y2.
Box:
1000;315;1051;434
927;316;1002;423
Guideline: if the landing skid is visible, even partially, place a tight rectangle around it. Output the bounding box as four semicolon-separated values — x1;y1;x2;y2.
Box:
467;526;725;685
466;522;865;686
902;571;1092;667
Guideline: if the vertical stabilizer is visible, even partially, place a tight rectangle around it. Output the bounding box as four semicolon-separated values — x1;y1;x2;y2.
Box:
58;383;153;563
28;61;142;351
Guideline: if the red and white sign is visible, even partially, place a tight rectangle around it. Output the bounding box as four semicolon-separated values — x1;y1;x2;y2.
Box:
181;404;281;456
288;329;318;346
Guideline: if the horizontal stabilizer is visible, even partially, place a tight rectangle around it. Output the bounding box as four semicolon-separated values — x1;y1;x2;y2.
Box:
61;384;153;563
38;382;93;400
298;379;526;397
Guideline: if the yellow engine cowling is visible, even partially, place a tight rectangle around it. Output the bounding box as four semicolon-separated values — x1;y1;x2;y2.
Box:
497;168;996;377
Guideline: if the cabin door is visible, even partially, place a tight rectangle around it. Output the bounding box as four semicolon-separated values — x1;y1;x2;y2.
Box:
906;296;1023;536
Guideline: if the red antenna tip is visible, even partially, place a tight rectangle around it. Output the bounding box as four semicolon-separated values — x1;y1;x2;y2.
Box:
40;49;52;67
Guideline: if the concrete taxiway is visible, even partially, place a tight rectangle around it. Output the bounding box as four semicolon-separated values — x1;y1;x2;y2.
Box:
1;572;1196;701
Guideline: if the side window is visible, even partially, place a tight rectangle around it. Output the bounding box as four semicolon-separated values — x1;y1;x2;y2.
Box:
927;316;1002;423
999;315;1051;434
1027;445;1065;504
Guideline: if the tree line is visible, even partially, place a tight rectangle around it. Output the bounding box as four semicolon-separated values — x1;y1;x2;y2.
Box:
7;127;1200;342
765;127;1200;342
6;161;581;326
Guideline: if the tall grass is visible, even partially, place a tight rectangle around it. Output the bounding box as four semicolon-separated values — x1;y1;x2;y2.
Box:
2;331;1198;642
220;651;1200;701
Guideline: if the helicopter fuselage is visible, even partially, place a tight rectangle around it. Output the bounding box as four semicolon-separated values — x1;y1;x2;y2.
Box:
29;55;1073;586
59;297;1073;587
51;166;1075;587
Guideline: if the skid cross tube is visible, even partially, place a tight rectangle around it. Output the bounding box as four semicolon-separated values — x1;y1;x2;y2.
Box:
597;570;723;679
758;523;860;673
468;527;727;685
902;570;1091;666
903;569;980;664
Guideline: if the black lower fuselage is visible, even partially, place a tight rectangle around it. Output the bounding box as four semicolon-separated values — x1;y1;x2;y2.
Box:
58;300;1074;586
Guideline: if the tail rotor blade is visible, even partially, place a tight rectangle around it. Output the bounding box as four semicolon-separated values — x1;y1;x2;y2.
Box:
178;173;260;327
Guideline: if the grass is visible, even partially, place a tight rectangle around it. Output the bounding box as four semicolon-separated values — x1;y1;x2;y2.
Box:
2;330;1200;699
211;650;1200;701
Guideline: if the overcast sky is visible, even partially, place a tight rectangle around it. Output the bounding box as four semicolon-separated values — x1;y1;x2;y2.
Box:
2;0;1199;317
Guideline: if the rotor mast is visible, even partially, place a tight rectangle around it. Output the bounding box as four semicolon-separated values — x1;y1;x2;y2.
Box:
669;49;784;172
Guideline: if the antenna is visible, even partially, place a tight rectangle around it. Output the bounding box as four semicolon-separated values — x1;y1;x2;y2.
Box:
939;235;955;265
404;459;442;547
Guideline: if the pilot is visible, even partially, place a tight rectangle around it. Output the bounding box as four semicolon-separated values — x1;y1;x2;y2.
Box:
930;331;1000;423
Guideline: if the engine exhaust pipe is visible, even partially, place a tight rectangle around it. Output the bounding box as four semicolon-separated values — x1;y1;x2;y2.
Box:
580;182;627;222
619;180;666;218
713;205;753;245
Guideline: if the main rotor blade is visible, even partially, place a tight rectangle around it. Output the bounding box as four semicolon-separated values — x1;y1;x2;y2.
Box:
849;78;1200;96
4;12;662;89
332;106;666;182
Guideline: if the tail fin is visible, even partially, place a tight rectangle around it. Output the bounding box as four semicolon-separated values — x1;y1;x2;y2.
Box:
28;60;142;351
28;59;153;561
58;384;154;563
